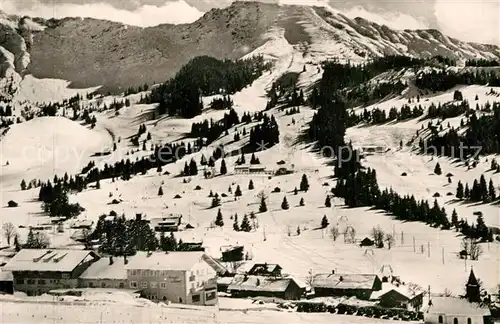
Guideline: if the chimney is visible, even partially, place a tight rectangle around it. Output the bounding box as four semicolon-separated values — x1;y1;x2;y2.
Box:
109;256;114;265
136;213;142;221
124;255;128;265
331;270;335;274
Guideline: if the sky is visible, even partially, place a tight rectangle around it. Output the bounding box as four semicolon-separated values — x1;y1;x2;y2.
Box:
0;0;498;45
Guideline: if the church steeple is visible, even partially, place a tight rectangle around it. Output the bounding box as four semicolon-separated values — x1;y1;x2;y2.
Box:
466;268;481;302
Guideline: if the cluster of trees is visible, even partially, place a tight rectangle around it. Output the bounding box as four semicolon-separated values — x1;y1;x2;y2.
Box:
456;213;493;243
124;83;149;96
248;114;280;150
190;108;239;144
456;176;497;203
348;104;424;126
426;100;469;120
285;107;301;116
232;213;254;232
38;180;85;217
0;105;12;117
145;55;270;118
421;103;500;157
465;59;499;67
415;69;500;92
344;81;407;108
209;95;234;110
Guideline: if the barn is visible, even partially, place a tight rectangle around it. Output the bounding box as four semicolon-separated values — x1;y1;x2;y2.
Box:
227;274;305;300
311;272;382;300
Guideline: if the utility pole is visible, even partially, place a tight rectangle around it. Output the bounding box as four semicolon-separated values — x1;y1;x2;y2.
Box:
428;242;430;257
401;231;404;245
442;247;444;265
263;226;267;241
413;237;416;253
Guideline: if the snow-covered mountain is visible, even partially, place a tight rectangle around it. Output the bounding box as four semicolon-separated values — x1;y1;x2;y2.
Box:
0;1;498;93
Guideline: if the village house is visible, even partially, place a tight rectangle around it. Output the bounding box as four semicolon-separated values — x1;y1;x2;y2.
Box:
124;251;218;305
227;274;305;300
78;256;128;289
247;263;282;277
311;272;382;300
220;245;244;262
4;249;100;296
370;283;424;311
424;297;492;324
149;215;182;232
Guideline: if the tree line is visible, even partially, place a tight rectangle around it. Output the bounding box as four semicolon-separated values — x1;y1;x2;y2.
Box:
142;55;271;118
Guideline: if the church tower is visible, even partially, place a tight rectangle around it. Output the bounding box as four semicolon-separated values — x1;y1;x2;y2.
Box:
466;268;481;302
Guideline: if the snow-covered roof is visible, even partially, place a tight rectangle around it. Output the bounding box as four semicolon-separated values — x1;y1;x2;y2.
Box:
370;283;424;301
248;263;281;275
0;269;13;281
425;297;491;316
79;257;127;280
3;249;99;272
228;274;300;293
312;273;380;290
124;251;205;271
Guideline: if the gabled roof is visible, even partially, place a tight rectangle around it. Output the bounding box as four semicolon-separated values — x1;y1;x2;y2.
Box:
425;297;490;316
371;283;424;301
228;274;300;293
311;273;379;290
4;249;99;272
467;269;479;286
248;263;281;275
124;251;205;271
79;257;127;280
221;245;244;253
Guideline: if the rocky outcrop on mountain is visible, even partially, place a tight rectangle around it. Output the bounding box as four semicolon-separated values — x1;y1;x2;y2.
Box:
0;2;498;92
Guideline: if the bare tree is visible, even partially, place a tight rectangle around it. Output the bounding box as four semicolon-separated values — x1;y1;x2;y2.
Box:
371;226;385;248
2;222;15;245
330;226;340;241
385;234;395;250
305;268;314;286
461;238;483;260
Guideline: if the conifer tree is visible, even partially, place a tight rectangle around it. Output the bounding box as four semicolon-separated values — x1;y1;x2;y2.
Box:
300;174;309;191
281;196;289;210
96;179;100;189
215;209;224;227
158;186;163;196
465;183;470;198
491;159;498;171
321;215;329;228
325;196;331;207
259;195;267;213
434;162;442;175
234;185;242;197
296;226;301;235
183;162;190;175
200;154;207;166
299;197;305;206
220;159;227;175
14;234;20;251
294;187;298;195
233;214;239;231
451;209;459;228
248;179;254;190
240;214;251;232
189;158;198;175
20;179;26;190
489;179;496;200
456;181;464;199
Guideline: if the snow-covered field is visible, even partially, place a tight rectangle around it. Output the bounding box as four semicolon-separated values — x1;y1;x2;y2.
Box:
0;22;499;323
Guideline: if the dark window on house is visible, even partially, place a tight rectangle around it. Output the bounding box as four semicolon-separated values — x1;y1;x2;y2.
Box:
467;319;471;324
27;279;35;285
206;291;216;300
119;282;124;288
16;278;24;284
438;316;443;323
89;282;95;288
453;318;458;324
38;280;46;285
189;275;195;282
101;282;106;288
192;294;200;302
179;298;183;303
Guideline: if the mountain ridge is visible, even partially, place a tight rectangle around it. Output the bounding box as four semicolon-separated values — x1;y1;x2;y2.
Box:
0;1;498;93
